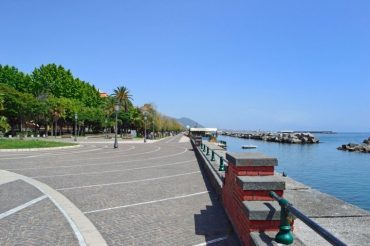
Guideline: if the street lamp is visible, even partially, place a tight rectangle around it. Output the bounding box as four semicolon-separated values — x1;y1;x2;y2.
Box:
152;119;155;140
144;111;147;143
74;113;78;141
105;118;108;139
114;104;119;148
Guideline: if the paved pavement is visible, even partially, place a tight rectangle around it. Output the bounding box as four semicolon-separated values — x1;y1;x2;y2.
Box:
0;135;239;245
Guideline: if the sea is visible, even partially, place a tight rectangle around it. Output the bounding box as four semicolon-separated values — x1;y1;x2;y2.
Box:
218;133;370;211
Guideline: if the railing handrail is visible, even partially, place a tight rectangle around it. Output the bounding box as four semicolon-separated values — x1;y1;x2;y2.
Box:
198;142;228;172
212;150;228;164
270;191;347;246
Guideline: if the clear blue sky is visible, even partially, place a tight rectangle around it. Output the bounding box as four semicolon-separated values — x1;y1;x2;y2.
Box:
1;1;369;131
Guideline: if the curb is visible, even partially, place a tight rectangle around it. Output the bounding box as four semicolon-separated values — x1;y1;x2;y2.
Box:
0;170;108;246
0;144;81;152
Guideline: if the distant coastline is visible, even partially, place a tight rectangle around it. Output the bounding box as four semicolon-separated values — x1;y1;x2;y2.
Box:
220;130;336;134
294;131;336;134
221;131;320;144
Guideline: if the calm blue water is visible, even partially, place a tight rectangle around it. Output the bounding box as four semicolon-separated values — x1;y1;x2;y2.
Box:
218;133;370;211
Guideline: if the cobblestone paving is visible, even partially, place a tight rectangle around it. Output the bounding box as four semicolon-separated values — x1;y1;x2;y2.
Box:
0;198;78;246
0;180;42;214
0;135;239;245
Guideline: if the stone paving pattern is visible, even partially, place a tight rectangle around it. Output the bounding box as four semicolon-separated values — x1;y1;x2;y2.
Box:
0;135;239;245
0;199;78;246
0;180;43;214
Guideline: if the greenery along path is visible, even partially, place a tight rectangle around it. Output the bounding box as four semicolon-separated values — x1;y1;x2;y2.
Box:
0;135;239;245
0;139;77;149
0;64;183;138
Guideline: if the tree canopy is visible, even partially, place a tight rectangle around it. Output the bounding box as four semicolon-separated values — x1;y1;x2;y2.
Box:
0;64;183;136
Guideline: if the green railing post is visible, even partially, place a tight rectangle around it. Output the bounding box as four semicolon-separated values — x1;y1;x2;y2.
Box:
211;150;215;161
270;191;294;245
206;147;210;155
219;156;225;171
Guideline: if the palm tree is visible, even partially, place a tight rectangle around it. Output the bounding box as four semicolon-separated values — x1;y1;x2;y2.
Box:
112;86;133;134
112;86;133;112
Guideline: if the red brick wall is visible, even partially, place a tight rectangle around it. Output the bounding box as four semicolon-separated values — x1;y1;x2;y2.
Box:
222;162;284;245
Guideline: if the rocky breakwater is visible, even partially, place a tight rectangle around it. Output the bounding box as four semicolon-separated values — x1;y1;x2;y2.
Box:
222;131;320;144
337;137;370;153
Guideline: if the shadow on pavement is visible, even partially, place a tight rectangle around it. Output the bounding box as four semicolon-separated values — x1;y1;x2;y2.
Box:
193;151;241;245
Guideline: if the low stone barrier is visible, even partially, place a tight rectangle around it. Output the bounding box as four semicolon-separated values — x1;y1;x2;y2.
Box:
192;140;226;194
222;152;286;245
191;139;290;245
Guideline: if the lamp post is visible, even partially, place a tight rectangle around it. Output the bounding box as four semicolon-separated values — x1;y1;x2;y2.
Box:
114;104;119;148
152;119;155;139
144;111;147;143
105;118;108;139
74;113;78;142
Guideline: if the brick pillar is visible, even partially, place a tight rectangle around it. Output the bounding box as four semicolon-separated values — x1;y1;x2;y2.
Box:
222;153;286;245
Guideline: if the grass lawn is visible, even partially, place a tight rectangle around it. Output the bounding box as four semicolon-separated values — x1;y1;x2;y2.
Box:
0;139;77;149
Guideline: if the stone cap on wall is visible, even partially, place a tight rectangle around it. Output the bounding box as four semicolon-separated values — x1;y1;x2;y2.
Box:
242;201;281;220
237;176;286;191
226;152;278;167
203;141;226;151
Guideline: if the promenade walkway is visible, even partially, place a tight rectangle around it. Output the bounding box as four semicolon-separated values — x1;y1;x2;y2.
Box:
0;135;239;245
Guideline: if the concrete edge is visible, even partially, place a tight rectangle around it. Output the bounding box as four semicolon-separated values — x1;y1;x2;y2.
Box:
0;170;107;246
0;144;81;152
191;140;224;194
0;173;19;185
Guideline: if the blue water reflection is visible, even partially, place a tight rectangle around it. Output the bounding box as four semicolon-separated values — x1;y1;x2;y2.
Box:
218;133;370;211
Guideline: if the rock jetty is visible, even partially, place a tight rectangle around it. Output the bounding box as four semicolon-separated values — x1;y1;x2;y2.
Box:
221;131;319;144
337;137;370;153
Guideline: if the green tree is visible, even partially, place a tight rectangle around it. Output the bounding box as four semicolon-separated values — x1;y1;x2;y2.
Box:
113;86;133;112
31;64;75;97
0;116;9;134
31;64;102;107
0;92;10;134
0;92;4;110
129;107;144;134
113;86;133;133
0;84;37;135
48;97;70;136
0;65;32;93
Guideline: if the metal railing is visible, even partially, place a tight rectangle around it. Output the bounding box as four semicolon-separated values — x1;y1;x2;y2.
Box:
218;140;227;149
197;141;347;246
200;143;228;172
270;191;347;246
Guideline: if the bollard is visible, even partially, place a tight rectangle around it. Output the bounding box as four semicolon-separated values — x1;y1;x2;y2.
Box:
270;191;294;245
219;156;225;171
211;150;215;161
206;147;210;155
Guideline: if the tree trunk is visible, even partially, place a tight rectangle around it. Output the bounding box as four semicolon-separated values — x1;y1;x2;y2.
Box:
55;120;57;137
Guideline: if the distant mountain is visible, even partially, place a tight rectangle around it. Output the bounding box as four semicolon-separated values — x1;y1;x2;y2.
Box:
177;117;204;128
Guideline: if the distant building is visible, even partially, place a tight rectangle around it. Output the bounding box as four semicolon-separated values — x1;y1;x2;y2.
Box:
98;90;108;98
279;130;294;133
189;128;217;136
